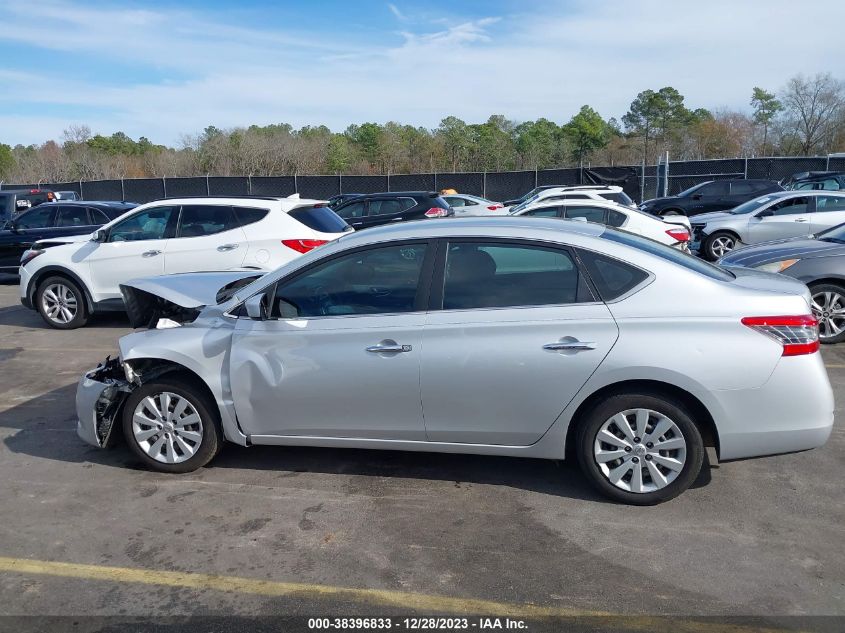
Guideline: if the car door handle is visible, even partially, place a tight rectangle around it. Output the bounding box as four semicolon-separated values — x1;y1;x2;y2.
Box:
366;342;412;354
141;250;162;257
794;218;808;222
543;340;596;351
217;243;239;251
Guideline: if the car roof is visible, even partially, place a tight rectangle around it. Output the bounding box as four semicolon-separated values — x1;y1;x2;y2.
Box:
37;200;135;208
354;191;437;198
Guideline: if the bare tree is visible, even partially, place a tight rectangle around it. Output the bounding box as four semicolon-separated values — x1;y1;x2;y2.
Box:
781;73;845;155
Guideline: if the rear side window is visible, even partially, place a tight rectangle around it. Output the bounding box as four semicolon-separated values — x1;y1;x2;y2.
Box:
815;196;845;212
564;206;606;224
598;229;735;281
90;208;112;224
442;241;590;310
336;201;366;219
233;206;269;227
288;206;349;233
524;207;561;217
368;199;407;216
178;205;236;237
607;209;627;227
730;181;756;195
577;249;649;301
600;192;634;206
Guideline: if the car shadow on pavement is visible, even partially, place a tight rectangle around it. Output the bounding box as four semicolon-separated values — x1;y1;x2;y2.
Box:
2;383;712;503
0;302;131;330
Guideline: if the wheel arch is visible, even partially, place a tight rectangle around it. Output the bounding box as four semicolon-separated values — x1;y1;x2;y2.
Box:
564;379;720;458
27;265;95;312
805;277;845;290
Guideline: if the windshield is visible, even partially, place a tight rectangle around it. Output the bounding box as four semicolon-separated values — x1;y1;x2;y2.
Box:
510;194;540;214
817;222;845;244
728;195;777;214
676;182;708;197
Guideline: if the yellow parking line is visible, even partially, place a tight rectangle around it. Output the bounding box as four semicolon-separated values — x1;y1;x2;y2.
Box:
0;556;796;632
824;363;845;368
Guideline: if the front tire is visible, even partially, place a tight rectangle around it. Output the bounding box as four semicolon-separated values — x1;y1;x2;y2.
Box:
35;275;89;329
576;393;704;505
122;377;222;473
659;208;685;217
810;283;845;344
702;231;738;261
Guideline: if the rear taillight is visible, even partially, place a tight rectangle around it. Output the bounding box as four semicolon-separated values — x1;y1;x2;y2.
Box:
741;315;819;356
281;239;328;254
487;204;503;211
424;207;449;218
665;227;690;242
20;249;44;267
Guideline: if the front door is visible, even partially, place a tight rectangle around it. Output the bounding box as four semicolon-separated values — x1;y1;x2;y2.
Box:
229;241;432;440
86;205;177;301
164;204;248;273
748;196;813;244
0;205;56;271
420;240;618;445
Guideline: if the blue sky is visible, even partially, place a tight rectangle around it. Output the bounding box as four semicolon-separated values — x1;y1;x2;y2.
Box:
1;0;843;146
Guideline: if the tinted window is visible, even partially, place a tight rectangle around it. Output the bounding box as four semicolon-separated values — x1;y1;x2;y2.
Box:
815;196;845;212
727;195;778;215
559;193;590;200
336;201;366;219
56;206;90;227
600;192;635;206
769;197;809;216
109;206;176;242
578;249;649;301
564;206;606;224
730;181;756;195
288;206;349;233
233;206;269;227
272;243;427;318
821;179;843;191
16;207;55;229
90;208;112;224
599;229;735;281
699;182;729;196
178;205;235;238
445;196;466;207
607;209;627;227
368;199;406;216
524;207;561;217
442;242;587;310
751;181;777;191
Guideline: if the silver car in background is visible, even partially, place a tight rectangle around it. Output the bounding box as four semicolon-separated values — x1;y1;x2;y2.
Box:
692;191;845;260
75;217;833;505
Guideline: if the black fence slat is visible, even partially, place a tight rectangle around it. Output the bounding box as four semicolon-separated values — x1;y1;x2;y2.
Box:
339;175;387;195
297;175;342;199
249;176;297;197
164;177;207;198
123;178;165;203
208;176;249;196
485;171;536;202
388;174;436;192
80;180;123;201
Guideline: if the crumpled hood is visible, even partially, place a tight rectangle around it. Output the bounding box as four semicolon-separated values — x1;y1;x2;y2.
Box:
120;270;264;328
720;238;845;268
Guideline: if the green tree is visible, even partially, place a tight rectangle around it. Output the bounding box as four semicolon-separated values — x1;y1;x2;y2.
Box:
562;105;611;164
514;118;564;169
436;116;470;171
750;87;783;155
0;143;14;178
326;134;352;173
623;87;692;162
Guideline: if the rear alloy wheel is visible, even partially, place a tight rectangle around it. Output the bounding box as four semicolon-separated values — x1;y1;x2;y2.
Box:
122;378;222;473
810;284;845;344
703;231;737;261
577;393;704;505
35;276;89;329
660;209;684;217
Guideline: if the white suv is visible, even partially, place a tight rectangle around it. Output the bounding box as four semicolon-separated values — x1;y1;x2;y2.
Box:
507;185;637;213
20;196;351;329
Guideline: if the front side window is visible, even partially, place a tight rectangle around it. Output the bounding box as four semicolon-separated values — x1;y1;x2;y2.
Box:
815;196;845;213
730;181;756;195
16;207;55;229
768;197;810;216
178;205;236;238
699;182;729;196
368;199;406;216
56;206;90;227
272;243;428;318
442;242;588;310
109;206;176;242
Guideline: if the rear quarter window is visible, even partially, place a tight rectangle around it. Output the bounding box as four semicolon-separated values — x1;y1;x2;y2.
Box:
577;249;649;301
233;206;269;227
288;206;350;233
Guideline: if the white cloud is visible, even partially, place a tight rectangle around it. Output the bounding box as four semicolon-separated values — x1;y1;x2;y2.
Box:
0;0;843;145
387;3;407;21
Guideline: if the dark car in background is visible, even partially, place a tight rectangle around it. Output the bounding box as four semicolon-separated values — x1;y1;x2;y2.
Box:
0;201;135;274
503;185;563;207
719;221;845;344
326;193;362;208
332;191;453;229
0;189;56;222
782;171;845;191
640;179;782;217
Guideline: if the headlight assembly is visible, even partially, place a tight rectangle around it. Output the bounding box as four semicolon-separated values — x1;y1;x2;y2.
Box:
756;259;799;273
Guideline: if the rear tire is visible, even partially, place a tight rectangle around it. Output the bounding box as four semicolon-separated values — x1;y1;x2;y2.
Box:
703;231;738;261
660;208;685;217
809;283;845;344
122;377;223;473
576;392;704;505
35;275;89;329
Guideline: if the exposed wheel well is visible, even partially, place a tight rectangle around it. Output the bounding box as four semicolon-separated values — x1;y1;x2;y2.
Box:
564;380;719;458
29;267;94;311
124;358;218;414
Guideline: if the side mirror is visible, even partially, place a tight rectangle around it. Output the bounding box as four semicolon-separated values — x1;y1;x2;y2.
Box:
244;293;268;320
3;220;16;231
91;229;107;242
755;210;774;219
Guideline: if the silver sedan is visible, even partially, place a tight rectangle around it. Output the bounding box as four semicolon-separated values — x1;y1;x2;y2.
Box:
76;217;833;505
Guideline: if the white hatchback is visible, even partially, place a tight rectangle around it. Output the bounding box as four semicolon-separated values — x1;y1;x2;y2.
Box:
19;196;351;328
510;199;691;249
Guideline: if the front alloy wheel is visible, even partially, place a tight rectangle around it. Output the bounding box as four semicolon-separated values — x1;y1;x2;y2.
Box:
704;232;737;261
810;284;845;344
35;276;89;329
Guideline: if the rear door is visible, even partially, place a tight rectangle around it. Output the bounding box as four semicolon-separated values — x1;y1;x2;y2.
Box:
366;197;415;227
420;239;618;445
811;195;845;234
688;181;730;214
164;204;248;274
334;199;369;230
748;196;813;243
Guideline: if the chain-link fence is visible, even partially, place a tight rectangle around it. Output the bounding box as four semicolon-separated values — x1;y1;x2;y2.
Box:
3;155;842;205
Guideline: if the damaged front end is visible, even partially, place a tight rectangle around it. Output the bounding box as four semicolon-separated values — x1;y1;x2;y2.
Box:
76;356;132;448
